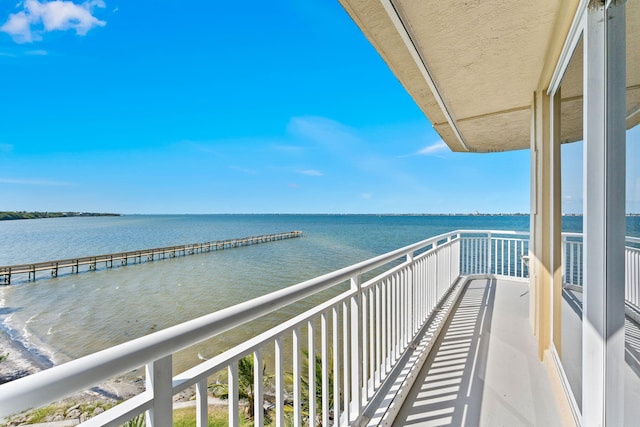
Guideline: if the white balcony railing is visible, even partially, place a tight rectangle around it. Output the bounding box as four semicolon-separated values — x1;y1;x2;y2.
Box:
563;234;640;310
0;230;636;426
460;231;530;279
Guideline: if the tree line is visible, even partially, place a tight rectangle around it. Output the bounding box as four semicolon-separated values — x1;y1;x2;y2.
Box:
0;211;120;221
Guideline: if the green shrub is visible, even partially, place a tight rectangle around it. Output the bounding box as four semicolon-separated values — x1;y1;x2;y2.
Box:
121;413;145;427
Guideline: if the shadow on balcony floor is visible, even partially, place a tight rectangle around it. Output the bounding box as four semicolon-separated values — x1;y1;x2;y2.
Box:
392;278;562;427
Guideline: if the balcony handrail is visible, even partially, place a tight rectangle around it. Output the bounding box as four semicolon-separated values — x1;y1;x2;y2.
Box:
561;232;638;243
562;232;583;239
627;236;640;245
0;230;461;418
458;229;529;236
1;228;636;425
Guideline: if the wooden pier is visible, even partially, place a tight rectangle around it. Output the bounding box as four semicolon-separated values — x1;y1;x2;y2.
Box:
0;231;303;285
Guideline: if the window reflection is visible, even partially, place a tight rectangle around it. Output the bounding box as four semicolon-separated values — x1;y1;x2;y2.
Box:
557;36;584;412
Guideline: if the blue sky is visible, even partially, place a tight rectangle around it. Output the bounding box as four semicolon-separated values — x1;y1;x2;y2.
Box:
0;1;636;214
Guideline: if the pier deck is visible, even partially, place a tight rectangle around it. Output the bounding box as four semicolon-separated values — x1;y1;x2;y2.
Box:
0;231;302;284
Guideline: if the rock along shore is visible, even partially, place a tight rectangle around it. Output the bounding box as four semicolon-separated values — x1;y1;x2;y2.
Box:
0;330;149;424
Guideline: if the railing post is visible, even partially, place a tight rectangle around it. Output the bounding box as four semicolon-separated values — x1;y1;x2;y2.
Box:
332;306;341;426
454;233;461;278
145;355;173;427
254;349;264;427
275;337;284;427
350;274;362;423
458;237;463;276
195;378;208;427
446;236;452;287
561;234;567;284
435;240;440;301
307;321;316;427
321;312;330;427
293;328;302;427
229;361;239;427
361;280;369;404
486;232;492;274
407;252;415;336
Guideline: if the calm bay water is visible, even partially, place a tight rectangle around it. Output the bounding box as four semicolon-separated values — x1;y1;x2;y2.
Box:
0;214;637;374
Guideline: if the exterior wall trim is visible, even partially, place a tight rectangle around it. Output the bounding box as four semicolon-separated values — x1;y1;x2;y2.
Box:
548;0;589;95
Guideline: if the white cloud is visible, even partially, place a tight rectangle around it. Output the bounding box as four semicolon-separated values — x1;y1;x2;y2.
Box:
287;116;361;148
25;49;48;55
361;192;372;200
297;169;323;176
1;10;32;41
0;48;48;57
1;0;106;43
0;177;72;186
417;140;449;156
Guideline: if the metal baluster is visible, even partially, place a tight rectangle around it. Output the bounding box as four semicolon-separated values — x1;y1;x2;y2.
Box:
375;282;382;389
361;282;369;402
275;337;284;427
307;321;316;427
293;328;302;427
342;300;351;425
332;307;341;426
229;361;239;427
368;286;375;398
321;312;329;426
254;349;264;426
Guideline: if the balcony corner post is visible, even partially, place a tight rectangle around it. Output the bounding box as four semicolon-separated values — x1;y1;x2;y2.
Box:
145;355;173;427
583;1;626;425
196;378;208;427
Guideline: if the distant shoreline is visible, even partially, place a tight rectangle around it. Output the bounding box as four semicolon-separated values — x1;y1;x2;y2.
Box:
0;212;121;221
2;212;639;220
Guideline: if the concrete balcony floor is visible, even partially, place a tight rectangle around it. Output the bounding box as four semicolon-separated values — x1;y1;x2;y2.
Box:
392;278;640;426
393;278;563;426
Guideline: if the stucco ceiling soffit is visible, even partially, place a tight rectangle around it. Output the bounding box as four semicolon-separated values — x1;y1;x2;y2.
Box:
392;0;560;120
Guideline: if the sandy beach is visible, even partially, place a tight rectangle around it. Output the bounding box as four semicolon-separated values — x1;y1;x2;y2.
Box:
0;329;150;422
0;329;49;384
0;329;225;427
